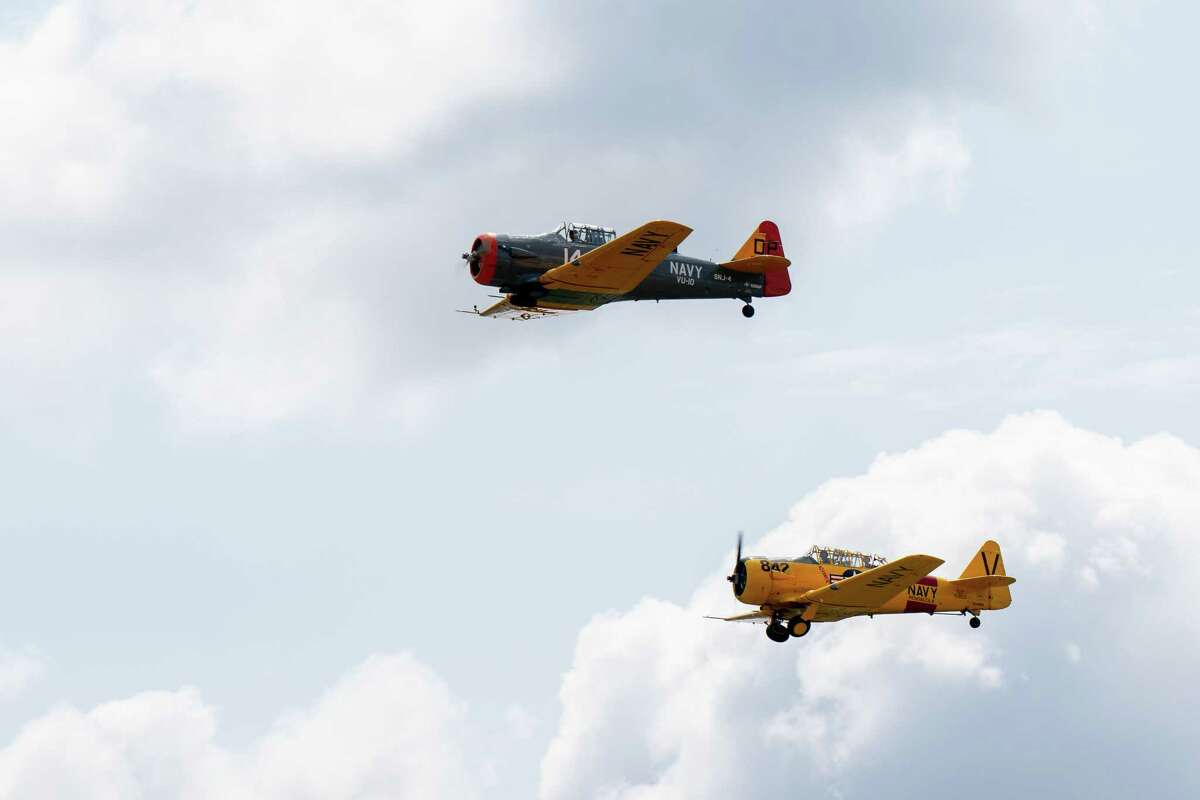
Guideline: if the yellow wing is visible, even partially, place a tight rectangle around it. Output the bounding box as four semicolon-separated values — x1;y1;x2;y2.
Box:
704;609;774;624
539;220;692;294
473;296;586;320
801;554;944;609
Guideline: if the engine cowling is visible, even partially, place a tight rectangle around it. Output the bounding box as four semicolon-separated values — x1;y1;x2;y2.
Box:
466;233;514;287
731;558;774;605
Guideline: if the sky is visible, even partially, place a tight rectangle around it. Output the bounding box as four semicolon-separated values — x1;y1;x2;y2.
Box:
0;1;1198;797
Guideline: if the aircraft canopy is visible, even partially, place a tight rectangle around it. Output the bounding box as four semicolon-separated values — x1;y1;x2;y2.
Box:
798;545;888;570
555;222;616;246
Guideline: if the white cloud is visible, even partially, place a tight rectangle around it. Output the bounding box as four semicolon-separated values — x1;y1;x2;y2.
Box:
0;653;481;799
897;626;1003;689
0;1;1103;436
0;271;121;371
148;216;374;432
2;413;1195;798
0;0;567;437
252;655;479;799
1024;529;1068;569
825;122;971;234
0;0;556;224
0;649;47;701
539;412;1200;799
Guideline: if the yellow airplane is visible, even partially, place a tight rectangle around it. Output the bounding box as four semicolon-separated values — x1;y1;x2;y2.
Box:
710;536;1014;642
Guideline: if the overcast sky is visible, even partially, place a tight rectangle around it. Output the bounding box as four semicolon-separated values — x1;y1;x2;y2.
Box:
1;1;1198;798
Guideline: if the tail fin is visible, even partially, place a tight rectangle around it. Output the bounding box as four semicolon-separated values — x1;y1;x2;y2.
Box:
958;540;1012;610
959;540;1006;579
731;221;790;297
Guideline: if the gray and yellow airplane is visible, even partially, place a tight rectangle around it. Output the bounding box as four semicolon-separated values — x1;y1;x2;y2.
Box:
460;220;790;319
710;537;1014;642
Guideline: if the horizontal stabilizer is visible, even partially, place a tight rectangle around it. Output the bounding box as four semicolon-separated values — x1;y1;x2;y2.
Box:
953;575;1016;591
718;255;791;273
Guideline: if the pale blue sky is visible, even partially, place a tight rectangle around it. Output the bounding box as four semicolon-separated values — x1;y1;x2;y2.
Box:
0;2;1197;798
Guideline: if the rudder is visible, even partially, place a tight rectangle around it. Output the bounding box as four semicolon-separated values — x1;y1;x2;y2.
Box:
958;540;1011;610
733;221;790;297
959;540;1006;579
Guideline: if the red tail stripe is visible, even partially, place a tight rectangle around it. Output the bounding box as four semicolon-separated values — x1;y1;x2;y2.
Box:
759;220;790;297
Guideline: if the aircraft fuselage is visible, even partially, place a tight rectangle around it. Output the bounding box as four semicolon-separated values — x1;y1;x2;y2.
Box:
473;231;787;308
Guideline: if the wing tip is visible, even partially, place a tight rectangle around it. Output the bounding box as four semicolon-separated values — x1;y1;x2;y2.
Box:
642;219;693;235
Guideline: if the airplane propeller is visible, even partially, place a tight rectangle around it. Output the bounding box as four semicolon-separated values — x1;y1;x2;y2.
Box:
461;245;480;269
461;235;489;272
726;531;745;593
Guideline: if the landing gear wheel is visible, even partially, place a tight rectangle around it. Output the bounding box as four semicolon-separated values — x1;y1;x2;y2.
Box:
741;304;755;318
969;616;981;629
787;617;811;638
766;622;790;643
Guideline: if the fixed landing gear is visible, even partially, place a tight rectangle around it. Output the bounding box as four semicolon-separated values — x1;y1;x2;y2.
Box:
766;616;811;642
787;617;811;638
741;303;755;318
969;615;981;629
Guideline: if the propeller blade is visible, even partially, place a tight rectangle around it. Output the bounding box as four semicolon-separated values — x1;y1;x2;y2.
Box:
727;531;744;583
461;244;482;270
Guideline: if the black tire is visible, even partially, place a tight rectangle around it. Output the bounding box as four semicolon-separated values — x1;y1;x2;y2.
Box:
788;617;811;638
766;623;790;642
742;304;755;318
969;616;981;629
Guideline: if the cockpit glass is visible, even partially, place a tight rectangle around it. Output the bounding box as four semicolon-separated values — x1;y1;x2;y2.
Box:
555;222;616;245
804;546;887;569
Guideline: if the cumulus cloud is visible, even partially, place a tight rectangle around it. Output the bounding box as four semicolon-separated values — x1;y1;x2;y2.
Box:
2;414;1195;798
0;0;561;435
0;0;554;224
0;653;481;799
0;1;1098;435
539;412;1200;799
